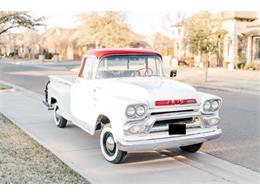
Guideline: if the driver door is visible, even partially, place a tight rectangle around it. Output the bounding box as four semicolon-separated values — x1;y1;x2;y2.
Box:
71;56;96;133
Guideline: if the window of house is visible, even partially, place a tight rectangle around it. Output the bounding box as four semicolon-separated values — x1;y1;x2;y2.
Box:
178;28;181;36
254;38;260;60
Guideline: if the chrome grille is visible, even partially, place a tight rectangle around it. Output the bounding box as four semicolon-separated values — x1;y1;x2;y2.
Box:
148;109;201;134
153;117;193;127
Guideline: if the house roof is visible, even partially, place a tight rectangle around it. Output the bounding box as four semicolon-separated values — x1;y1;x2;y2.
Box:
40;27;78;47
221;11;257;21
172;11;258;27
144;33;174;49
247;19;260;28
85;48;162;58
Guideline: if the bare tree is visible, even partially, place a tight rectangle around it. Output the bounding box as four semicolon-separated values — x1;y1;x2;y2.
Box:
20;29;41;59
77;11;131;48
183;12;223;81
0;11;44;36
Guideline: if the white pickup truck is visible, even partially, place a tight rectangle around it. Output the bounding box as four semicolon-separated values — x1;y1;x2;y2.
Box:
43;48;222;163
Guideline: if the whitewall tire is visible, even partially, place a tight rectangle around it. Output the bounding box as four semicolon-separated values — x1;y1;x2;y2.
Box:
54;104;67;128
100;125;127;164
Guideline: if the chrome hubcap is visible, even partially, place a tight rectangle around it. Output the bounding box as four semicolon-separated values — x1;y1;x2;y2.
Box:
55;107;61;123
56;109;60;117
106;136;115;152
103;132;116;156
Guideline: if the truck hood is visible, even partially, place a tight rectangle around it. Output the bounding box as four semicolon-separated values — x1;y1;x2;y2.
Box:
96;77;200;107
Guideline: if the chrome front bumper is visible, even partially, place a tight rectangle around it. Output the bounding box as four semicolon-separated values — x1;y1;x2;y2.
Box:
117;128;222;152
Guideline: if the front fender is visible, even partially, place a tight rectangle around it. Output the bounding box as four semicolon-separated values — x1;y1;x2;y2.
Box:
197;91;222;114
197;92;222;101
94;95;147;140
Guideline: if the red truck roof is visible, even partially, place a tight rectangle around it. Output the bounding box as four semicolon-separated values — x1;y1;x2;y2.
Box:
85;48;162;59
78;48;162;77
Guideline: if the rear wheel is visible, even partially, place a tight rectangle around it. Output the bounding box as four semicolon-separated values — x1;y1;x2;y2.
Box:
54;104;67;128
180;143;203;153
100;125;127;164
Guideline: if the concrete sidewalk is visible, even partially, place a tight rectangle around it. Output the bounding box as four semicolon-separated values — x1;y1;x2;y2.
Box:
167;67;260;95
0;88;260;183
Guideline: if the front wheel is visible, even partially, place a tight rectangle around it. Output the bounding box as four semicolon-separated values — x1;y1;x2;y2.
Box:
54;104;67;128
180;143;203;153
100;125;127;164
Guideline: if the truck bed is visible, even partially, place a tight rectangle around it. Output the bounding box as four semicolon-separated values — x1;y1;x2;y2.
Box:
48;75;77;86
45;75;77;120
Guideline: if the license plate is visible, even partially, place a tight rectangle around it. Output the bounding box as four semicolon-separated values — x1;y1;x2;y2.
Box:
169;124;186;135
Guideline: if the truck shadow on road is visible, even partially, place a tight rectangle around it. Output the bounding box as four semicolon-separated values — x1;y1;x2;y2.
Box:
66;123;197;165
123;149;185;164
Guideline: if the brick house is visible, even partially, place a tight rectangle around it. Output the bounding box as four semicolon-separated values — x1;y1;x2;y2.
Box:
172;11;260;69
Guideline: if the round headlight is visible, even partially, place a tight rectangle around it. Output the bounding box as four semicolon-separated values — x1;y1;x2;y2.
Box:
203;101;211;111
126;106;135;117
136;105;146;116
211;100;219;110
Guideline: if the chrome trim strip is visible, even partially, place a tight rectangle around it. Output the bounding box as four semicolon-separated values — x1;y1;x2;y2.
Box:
150;122;201;133
117;128;222;152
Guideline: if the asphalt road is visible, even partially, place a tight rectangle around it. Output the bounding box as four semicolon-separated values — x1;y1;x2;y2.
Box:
0;61;259;172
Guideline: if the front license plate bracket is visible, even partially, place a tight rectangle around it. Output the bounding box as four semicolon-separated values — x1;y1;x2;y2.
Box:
169;124;186;135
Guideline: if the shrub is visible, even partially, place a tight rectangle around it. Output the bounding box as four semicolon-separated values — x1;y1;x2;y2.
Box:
44;52;53;60
244;62;260;71
237;62;245;69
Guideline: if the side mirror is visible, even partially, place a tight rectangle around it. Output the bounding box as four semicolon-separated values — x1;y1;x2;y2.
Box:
170;70;177;77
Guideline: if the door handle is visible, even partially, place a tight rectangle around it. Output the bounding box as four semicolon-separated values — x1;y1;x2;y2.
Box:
93;87;101;92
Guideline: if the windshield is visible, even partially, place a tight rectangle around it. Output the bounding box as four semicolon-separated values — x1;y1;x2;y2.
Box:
96;55;164;79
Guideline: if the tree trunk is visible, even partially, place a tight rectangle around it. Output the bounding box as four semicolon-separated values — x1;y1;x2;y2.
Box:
204;61;208;82
95;40;99;49
203;53;210;82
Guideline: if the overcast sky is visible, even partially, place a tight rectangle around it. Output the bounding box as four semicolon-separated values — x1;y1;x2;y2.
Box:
30;11;195;38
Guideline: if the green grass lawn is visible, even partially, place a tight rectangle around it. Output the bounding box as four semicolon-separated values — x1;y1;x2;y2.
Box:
0;113;88;184
0;83;12;90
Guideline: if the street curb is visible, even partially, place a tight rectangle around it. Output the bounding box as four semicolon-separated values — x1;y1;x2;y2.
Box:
171;76;259;95
191;83;259;96
0;79;42;99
